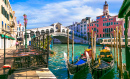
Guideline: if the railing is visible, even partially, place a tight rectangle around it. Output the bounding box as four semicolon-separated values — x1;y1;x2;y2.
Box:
6;33;51;72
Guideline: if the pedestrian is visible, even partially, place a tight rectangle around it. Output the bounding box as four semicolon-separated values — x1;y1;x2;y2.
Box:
16;40;19;49
20;42;21;46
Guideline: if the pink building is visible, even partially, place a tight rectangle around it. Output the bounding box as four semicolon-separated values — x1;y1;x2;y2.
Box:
87;1;126;38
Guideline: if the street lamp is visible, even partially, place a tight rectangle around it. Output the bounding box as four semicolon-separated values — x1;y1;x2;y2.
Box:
23;14;28;48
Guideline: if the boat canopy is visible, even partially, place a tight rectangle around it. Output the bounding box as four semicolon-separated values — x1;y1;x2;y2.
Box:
85;49;92;51
100;49;110;53
74;59;87;65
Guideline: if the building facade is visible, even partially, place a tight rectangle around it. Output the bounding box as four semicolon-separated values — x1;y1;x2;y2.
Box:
17;22;25;41
67;1;130;40
0;0;17;49
67;17;91;40
87;1;125;38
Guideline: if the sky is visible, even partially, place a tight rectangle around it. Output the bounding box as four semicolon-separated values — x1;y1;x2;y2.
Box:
9;0;124;29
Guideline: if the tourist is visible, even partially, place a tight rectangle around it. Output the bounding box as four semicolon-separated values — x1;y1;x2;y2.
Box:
16;41;19;49
20;42;22;46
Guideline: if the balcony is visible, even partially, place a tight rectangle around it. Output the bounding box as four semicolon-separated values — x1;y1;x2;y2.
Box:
10;21;15;28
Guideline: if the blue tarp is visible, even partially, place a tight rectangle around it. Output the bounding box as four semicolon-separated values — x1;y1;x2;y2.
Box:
74;59;87;65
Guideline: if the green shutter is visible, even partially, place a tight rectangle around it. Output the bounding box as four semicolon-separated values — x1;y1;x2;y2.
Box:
1;6;2;14
2;7;3;14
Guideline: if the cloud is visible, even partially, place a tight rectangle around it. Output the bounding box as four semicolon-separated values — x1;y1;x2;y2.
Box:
10;0;122;29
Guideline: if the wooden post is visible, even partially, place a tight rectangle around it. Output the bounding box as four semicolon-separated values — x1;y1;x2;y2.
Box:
94;33;96;61
116;26;119;68
39;36;40;50
37;37;38;48
67;29;69;63
91;30;94;65
119;26;123;78
47;33;49;67
72;31;74;64
43;34;44;49
111;34;112;52
67;29;70;78
114;30;116;61
4;35;5;65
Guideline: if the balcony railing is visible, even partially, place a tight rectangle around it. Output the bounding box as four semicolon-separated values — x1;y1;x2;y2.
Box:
10;21;15;28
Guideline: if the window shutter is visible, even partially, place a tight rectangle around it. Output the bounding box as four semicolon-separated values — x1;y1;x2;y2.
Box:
1;6;2;14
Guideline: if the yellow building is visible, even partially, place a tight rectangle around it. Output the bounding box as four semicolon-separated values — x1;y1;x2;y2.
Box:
0;0;17;49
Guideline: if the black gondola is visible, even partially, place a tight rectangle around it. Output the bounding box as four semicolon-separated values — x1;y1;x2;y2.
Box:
64;46;92;75
91;45;114;79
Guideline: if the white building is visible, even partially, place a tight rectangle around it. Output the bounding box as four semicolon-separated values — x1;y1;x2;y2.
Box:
80;17;91;38
67;17;91;40
17;22;25;41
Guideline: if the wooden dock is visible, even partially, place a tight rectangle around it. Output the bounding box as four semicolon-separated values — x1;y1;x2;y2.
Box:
9;68;57;79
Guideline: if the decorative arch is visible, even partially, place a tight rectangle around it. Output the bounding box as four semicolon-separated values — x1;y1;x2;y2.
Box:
41;30;45;35
36;31;40;36
62;29;65;33
46;29;49;33
50;28;54;33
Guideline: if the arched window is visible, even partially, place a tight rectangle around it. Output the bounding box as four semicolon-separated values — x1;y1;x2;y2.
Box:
36;31;40;36
41;30;45;35
50;28;54;33
30;31;34;37
46;29;49;33
62;29;65;33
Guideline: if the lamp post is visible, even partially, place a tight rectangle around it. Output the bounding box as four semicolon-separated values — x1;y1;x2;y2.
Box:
23;14;27;48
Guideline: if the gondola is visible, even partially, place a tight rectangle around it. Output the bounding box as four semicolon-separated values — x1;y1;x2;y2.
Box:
91;45;114;79
64;46;92;75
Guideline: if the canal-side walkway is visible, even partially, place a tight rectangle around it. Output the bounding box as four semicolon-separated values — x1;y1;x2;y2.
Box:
9;68;56;79
0;46;16;68
0;45;57;79
0;46;17;79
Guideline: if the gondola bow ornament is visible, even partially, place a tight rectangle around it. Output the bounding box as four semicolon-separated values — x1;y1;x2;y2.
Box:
64;52;68;68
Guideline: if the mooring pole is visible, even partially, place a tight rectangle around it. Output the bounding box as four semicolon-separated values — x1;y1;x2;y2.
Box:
111;34;113;52
72;31;74;64
35;37;36;47
47;33;49;67
43;34;44;49
39;36;40;50
67;29;70;78
94;33;96;61
116;26;119;68
37;37;38;49
119;26;123;78
91;30;94;65
114;30;116;62
3;35;6;78
4;35;5;65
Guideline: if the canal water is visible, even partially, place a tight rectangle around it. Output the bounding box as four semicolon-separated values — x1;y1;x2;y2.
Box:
48;44;125;79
